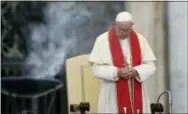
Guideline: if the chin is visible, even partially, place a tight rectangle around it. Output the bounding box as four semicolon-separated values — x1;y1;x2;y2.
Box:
122;36;128;38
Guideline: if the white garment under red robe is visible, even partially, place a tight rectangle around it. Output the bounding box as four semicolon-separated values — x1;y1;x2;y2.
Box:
89;28;156;113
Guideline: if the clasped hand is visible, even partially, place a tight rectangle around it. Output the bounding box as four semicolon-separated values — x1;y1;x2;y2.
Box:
117;67;138;79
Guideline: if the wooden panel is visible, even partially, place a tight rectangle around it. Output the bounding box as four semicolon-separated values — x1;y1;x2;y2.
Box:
66;54;100;113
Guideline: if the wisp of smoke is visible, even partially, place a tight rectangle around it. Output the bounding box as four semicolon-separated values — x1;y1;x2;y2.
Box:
25;2;92;79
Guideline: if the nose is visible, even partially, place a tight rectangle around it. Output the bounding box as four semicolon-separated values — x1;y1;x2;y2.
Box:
120;32;127;36
121;30;129;34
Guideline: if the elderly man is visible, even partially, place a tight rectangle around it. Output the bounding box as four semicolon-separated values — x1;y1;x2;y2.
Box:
89;11;156;114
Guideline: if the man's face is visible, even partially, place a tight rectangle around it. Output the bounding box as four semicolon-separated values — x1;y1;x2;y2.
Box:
115;21;133;39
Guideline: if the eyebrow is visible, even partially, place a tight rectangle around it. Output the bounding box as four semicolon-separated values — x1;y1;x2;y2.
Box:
119;27;131;30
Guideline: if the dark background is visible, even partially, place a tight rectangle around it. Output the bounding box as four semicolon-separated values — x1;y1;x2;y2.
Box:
1;1;124;114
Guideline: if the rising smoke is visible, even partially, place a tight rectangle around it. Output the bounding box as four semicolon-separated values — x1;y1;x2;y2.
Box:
25;2;90;79
24;2;124;79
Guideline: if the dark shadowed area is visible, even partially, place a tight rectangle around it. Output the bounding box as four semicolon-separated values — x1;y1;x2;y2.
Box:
1;1;124;114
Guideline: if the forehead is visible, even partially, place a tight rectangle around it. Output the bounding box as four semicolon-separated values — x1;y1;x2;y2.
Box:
116;21;132;29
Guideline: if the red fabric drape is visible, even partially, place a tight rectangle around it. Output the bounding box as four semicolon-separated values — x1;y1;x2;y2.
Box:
108;27;143;114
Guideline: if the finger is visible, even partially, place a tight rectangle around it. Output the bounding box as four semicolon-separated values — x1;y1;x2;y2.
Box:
128;76;133;78
123;72;129;77
123;70;130;74
122;68;130;71
123;72;131;77
121;73;127;78
127;72;132;75
124;77;129;80
129;74;136;78
123;74;131;79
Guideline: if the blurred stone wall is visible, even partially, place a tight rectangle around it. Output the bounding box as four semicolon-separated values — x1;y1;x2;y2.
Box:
167;2;187;113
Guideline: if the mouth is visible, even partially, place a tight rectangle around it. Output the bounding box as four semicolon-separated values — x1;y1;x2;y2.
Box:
119;35;128;39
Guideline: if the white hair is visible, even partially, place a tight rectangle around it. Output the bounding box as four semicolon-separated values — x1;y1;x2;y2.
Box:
115;11;133;22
